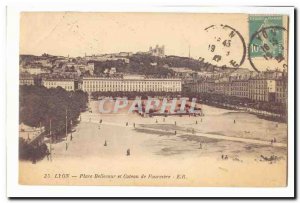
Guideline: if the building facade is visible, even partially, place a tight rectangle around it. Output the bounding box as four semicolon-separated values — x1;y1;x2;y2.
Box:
42;78;76;91
275;78;288;104
20;74;35;86
192;80;215;93
189;72;287;104
214;82;225;95
231;80;249;98
249;78;276;102
82;76;181;93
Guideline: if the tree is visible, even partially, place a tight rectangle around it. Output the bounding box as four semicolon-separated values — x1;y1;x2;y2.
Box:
20;86;88;136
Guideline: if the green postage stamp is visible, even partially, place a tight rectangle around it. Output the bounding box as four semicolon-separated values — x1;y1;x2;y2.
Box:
249;15;284;58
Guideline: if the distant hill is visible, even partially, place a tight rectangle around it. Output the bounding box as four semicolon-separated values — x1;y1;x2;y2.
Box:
20;53;249;77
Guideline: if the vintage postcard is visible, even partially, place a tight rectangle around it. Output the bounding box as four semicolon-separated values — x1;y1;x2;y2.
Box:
14;10;292;189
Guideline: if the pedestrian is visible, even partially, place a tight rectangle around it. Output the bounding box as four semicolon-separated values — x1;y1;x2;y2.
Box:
274;138;277;143
221;154;224;160
199;143;202;149
70;134;73;141
174;130;177;135
174;121;176;126
126;122;128;126
234;120;236;124
133;123;135;128
225;155;228;160
104;140;107;146
156;119;158;123
196;120;198;124
127;148;130;156
271;139;273;145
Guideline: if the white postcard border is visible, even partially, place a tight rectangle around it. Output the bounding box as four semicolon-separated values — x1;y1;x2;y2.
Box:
6;3;295;198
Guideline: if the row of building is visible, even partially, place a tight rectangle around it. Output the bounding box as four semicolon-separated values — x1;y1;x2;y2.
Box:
20;70;288;104
20;74;182;93
82;76;181;92
188;71;287;104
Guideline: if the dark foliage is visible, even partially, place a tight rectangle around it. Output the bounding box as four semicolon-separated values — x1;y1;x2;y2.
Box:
20;85;88;136
19;138;48;161
181;92;287;116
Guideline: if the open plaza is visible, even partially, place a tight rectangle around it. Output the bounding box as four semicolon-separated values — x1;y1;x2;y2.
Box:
19;100;287;186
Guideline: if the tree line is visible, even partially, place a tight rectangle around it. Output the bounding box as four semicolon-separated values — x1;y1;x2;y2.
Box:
20;85;88;137
181;92;287;118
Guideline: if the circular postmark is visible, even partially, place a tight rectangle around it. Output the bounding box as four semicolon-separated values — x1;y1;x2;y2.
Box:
248;26;288;73
203;24;246;68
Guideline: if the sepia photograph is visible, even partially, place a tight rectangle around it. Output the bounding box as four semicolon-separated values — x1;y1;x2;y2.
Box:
12;9;292;190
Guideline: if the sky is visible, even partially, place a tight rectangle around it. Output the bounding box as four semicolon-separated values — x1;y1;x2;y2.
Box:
20;12;289;71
